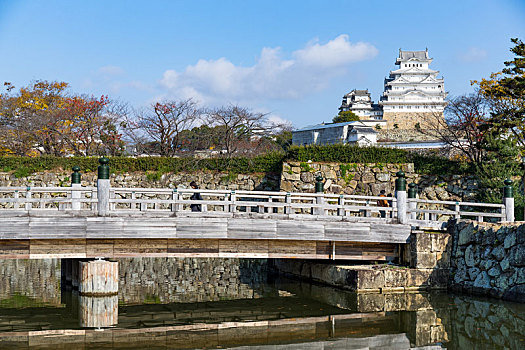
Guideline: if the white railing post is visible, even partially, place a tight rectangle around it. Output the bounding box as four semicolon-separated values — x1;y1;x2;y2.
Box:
284;193;292;214
337;195;345;216
71;184;81;210
14;190;19;210
229;191;236;213
24;187;32;211
97;157;110;216
395;171;407;224
407;183;417;221
315;194;325;216
71;166;82;211
503;179;514;222
171;189;179;213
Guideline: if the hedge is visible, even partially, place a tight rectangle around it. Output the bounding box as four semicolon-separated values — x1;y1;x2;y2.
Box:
0;153;286;176
0;145;475;177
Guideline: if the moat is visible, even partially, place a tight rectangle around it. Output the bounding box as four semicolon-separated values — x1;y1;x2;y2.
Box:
0;258;524;349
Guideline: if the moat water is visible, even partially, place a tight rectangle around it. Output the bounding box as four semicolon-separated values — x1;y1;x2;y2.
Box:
0;258;524;349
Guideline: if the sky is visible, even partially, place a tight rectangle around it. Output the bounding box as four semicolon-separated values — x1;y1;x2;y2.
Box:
0;0;524;128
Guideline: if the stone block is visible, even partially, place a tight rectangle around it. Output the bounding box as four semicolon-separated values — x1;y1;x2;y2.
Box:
300;172;314;183
384;268;407;288
384;293;406;311
465;245;477;267
491;245;505;260
504;231;517;249
458;224;476;246
431;233;450;253
412;252;437;269
357;293;385;312
407;269;432;288
430;269;449;288
509;245;525;267
356;269;385;290
376;173;390;182
412;232;432;253
405;292;432;311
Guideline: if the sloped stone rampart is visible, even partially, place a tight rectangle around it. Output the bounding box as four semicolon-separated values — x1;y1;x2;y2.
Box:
0;171;280;191
281;161;478;201
448;220;525;302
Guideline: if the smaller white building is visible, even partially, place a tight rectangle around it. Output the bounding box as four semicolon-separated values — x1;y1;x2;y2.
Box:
292;121;377;146
339;89;383;120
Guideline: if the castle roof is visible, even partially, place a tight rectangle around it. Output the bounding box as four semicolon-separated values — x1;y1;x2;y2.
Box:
399;50;428;60
344;89;370;97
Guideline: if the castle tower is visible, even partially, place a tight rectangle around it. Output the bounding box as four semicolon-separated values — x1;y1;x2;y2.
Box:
339;89;383;120
379;49;447;129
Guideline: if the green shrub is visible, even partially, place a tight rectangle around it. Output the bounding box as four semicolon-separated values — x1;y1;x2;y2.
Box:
0;153;286;176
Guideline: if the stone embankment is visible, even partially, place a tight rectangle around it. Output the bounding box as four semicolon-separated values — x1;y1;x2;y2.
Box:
281;161;478;201
449;221;525;302
272;230;451;293
0;171;280;191
1;161;479;202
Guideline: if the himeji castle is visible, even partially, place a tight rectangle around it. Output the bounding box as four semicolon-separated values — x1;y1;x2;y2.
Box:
339;49;447;129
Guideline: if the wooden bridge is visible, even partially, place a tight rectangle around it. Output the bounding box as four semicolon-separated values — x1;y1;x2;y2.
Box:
0;183;512;261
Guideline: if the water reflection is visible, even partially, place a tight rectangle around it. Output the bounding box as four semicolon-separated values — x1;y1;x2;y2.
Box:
0;258;524;349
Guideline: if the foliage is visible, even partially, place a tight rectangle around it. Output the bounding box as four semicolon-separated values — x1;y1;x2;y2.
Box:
332;110;359;123
0;81;124;157
472;38;525;148
0;153;286;176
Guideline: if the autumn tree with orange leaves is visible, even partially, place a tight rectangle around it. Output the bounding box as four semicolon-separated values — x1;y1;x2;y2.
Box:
0;81;124;156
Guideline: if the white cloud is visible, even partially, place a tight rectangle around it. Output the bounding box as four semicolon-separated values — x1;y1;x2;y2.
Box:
458;47;488;63
159;34;378;105
294;35;378;67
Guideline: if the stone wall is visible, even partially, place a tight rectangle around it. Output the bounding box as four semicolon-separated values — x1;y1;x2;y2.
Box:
281;161;478;201
0;259;61;305
377;129;437;142
0;171;280;191
271;230;451;293
118;258;269;304
381;112;444;130
448;220;525;302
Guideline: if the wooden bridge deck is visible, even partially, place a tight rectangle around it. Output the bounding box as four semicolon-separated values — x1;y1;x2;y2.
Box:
0;213;406;260
0;186;508;260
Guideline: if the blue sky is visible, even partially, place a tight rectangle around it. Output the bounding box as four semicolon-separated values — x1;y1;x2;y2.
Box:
1;0;524;128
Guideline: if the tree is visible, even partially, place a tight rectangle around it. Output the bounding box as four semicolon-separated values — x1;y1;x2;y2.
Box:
333;110;360;123
205;105;272;157
0;80;70;156
421;93;490;166
63;95;125;156
0;81;126;156
472;38;525;147
129;99;200;156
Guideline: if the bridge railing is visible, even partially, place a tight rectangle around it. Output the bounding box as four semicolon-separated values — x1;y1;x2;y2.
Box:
0;186;98;211
407;198;506;225
108;188;397;219
0;184;512;225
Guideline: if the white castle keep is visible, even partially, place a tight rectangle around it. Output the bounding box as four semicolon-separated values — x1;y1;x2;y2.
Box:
339;49;447;129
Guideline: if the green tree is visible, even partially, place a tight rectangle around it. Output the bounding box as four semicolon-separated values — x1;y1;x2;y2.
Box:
333;110;360;123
